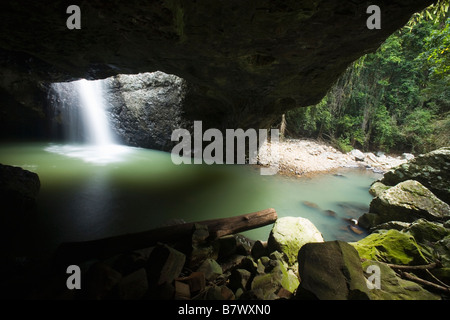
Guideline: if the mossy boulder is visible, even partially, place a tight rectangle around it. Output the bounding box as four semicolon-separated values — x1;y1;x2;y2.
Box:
405;219;450;243
369;181;390;198
296;241;370;300
268;217;324;265
367;180;450;228
361;260;440;300
381;147;450;204
351;229;430;265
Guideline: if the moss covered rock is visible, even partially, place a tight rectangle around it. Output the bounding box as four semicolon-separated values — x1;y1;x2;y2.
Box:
250;253;299;299
268;217;324;265
369;181;391;198
361;260;440;300
405;219;450;243
297;241;370;300
351;229;430;265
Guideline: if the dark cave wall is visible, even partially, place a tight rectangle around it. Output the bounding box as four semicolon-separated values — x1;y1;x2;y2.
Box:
0;0;436;144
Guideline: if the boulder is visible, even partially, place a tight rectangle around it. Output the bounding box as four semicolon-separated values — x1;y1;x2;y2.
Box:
401;153;415;161
369;181;390;198
196;258;222;282
381;147;450;204
351;229;430;265
268;217;324;265
367;180;450;228
296;241;370;300
251;259;299;300
0;163;40;213
146;243;186;287
405;219;450;243
251;240;268;260
228;269;252;291
350;149;365;161
361;260;439;300
105;72;188;151
117;268;148;300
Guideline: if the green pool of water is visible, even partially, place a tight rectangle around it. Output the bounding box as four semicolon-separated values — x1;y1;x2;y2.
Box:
0;142;381;257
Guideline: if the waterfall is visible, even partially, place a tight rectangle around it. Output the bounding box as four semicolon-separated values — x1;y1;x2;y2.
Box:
75;79;114;146
50;79;114;145
48;78;129;164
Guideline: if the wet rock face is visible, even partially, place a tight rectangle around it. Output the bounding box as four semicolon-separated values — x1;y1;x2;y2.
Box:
104;72;188;151
0;0;434;136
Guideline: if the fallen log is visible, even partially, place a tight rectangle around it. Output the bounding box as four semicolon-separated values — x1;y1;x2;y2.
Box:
54;208;277;266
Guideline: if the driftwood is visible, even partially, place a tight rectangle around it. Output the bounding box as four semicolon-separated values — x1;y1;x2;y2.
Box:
387;262;439;271
399;271;450;294
362;259;450;294
54;208;277;266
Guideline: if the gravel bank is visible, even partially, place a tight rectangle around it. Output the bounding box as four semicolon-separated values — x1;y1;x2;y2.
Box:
257;138;409;176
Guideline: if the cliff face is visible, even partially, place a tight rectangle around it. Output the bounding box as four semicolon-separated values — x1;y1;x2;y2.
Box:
105;72;188;151
0;0;435;141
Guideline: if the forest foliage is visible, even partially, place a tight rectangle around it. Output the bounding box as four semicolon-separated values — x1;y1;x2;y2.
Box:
286;6;449;154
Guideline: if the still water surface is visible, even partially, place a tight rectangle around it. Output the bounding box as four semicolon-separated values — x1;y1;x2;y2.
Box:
0;142;381;257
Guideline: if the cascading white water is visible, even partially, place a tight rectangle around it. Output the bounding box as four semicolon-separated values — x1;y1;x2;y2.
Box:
75;79;114;146
48;78;130;164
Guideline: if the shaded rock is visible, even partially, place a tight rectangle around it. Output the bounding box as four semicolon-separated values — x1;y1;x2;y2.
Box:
268;217;324;265
405;219;450;243
146;243;186;287
112;247;154;276
369;181;390;198
84;262;122;300
251;259;299;300
358;212;380;230
175;271;206;296
189;224;219;268
236;256;258;274
368;180;450;227
302;201;320;209
361;260;439;300
371;221;411;232
0;164;40;201
218;235;237;261
381;147;450;204
196;258;222;282
297;241;369;300
117;268;148;300
323;209;336;217
174;280;191;300
251;240;268;260
0;163;40;215
427;235;450;284
199;285;235;300
229;269;252;291
351;229;430;265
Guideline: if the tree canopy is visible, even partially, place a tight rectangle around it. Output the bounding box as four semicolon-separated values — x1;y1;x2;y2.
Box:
286;7;449;154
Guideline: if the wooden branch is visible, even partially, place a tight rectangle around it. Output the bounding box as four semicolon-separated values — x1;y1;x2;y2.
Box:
54;208;277;266
400;271;450;294
387;262;438;271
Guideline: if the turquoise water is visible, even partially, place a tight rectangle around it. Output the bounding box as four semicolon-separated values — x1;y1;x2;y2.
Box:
0;142;381;257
